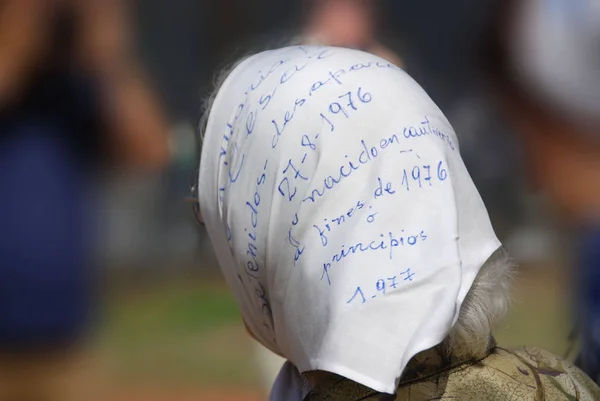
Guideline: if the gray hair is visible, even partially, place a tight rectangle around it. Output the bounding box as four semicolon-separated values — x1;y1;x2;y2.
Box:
444;248;514;360
199;52;514;362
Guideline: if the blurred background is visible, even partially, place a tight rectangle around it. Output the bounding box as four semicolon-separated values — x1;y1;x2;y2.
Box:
1;0;597;400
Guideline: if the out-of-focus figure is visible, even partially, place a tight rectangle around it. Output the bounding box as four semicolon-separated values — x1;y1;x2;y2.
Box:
300;0;403;67
0;0;169;400
481;0;600;383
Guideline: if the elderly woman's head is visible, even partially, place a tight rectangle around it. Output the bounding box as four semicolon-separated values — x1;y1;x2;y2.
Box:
196;45;506;393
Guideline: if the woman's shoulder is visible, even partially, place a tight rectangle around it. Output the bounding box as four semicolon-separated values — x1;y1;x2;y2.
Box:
303;347;600;401
396;346;600;401
494;347;600;400
292;347;600;400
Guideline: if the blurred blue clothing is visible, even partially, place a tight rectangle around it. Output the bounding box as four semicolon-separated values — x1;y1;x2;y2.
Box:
0;70;101;350
576;226;600;383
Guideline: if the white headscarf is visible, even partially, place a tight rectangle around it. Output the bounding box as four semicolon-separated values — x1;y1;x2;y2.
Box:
198;46;500;394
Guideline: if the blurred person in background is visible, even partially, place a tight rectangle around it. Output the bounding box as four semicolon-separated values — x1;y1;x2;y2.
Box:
299;0;403;67
196;44;600;400
481;0;600;384
0;0;169;400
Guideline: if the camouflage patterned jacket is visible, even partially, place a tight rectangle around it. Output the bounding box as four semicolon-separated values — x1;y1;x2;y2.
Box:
300;345;600;400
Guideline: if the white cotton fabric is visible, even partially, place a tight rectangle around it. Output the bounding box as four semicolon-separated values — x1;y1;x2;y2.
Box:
509;0;600;126
198;46;500;395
